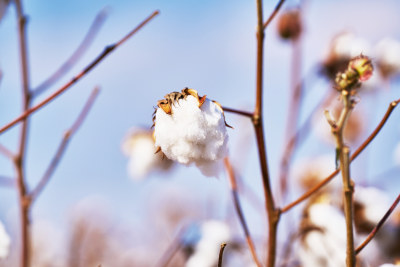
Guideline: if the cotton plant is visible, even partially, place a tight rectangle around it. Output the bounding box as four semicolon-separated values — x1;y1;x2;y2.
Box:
185;220;230;267
122;128;174;179
152;88;230;177
0;220;10;260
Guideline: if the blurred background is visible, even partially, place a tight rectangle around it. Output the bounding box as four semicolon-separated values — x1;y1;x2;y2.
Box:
0;0;400;266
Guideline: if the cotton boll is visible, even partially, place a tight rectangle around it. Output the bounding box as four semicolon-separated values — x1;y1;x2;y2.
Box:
0;220;10;259
375;38;400;79
186;220;230;267
297;203;346;267
154;90;229;177
122;129;173;180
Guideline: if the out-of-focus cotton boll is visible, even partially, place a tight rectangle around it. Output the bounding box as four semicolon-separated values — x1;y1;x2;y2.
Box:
293;155;339;194
153;89;229;177
122;129;173;179
186;220;230;267
322;32;371;80
354;186;390;233
379;264;400;267
297;203;346;267
0;220;10;259
375;38;400;79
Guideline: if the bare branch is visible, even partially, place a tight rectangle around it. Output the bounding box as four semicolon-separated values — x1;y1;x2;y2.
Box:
32;8;109;97
224;157;262;267
0;143;14;159
263;0;286;29
222;106;253;118
281;98;400;213
0;10;160;135
355;192;400;254
30;88;100;202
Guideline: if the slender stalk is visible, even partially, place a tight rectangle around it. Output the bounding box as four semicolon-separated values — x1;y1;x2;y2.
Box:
0;143;14;159
32;8;108;97
355;192;400;254
331;91;355;267
14;0;31;266
224;158;262;267
281;98;400;213
218;243;227;267
254;1;279;266
0;10;160;135
263;0;286;29
222;106;254;118
30;88;100;202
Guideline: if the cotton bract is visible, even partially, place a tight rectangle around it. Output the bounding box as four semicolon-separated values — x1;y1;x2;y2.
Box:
153;89;229;177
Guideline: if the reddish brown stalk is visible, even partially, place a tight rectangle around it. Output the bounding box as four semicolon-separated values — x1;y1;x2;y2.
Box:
218;243;227;267
355;192;400;254
263;0;286;29
0;10;160;135
282;98;400;213
29;88;100;202
224;157;262;267
14;0;31;266
32;8;108;97
254;1;280;266
222;106;254;118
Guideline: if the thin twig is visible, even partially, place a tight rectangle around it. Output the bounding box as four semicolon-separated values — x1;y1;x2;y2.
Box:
0;143;14;159
32;8;109;97
224;157;262;267
263;0;286;29
254;1;280;266
155;226;187;267
355;192;400;254
0;10;160;135
281;98;400;213
30;88;100;202
218;243;227;267
222;106;254;118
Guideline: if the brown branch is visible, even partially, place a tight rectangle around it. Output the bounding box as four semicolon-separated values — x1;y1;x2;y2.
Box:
218;243;227;267
254;1;279;266
281;98;400;213
263;0;286;29
222;106;254;118
224;157;262;267
355;192;400;254
32;8;108;97
14;0;31;266
0;10;160;135
30;87;100;202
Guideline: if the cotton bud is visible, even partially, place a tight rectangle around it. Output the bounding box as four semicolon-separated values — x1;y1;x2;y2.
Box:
0;221;10;259
322;32;371;80
335;54;373;92
375;38;400;79
152;88;230;177
277;9;302;41
122;128;173;179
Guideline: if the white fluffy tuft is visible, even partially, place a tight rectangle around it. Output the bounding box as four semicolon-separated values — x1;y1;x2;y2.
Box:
0;220;10;259
154;95;228;177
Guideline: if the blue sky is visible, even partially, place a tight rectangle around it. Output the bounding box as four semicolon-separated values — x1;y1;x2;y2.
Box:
0;0;400;256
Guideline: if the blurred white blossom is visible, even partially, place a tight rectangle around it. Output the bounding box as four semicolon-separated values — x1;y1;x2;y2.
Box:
153;89;229;177
297;203;346;267
122;128;173;179
0;220;10;259
186;220;230;267
375;38;400;79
